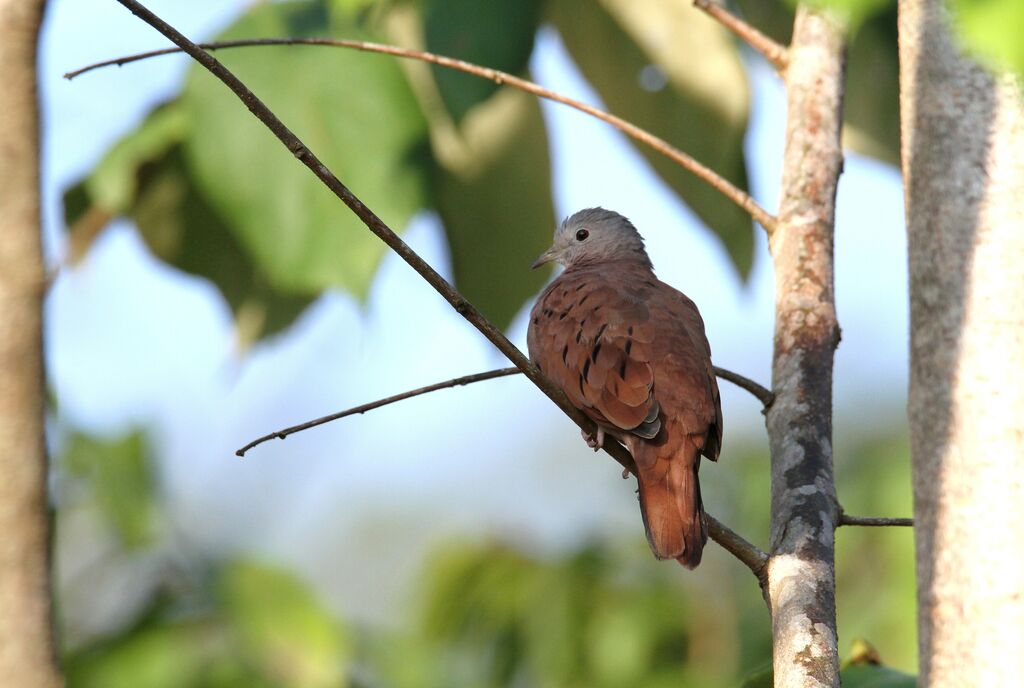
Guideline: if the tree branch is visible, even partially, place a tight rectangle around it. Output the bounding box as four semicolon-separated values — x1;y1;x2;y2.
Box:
236;365;772;454
764;7;846;687
235;367;522;457
106;0;768;580
694;0;789;71
838;515;913;527
0;0;62;684
713;365;775;407
64;36;777;233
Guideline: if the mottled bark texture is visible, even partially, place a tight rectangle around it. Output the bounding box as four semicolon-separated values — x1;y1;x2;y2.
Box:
0;0;62;686
765;8;845;688
899;2;1024;685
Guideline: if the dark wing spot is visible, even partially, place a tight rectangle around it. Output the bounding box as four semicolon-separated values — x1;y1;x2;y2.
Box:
561;344;569;364
559;311;568;320
575;283;586;291
619;360;627;378
625;339;632;355
582;358;591;383
575;330;583;344
532;317;538;325
595;323;608;341
591;342;602;362
627;326;634;336
579;294;589;305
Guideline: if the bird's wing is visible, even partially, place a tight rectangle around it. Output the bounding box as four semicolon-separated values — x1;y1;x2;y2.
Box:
649;286;722;461
528;271;660;438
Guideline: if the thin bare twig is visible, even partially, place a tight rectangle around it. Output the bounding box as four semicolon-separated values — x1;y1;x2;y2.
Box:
236;365;772;455
693;0;789;72
708;517;768;586
64;36;777;233
107;0;768;578
235;367;521;457
838;514;914;527
713;365;774;407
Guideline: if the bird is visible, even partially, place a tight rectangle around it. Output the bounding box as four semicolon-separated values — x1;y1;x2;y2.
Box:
526;208;722;568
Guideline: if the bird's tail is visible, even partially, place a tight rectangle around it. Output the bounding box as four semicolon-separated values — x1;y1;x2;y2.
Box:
635;443;707;569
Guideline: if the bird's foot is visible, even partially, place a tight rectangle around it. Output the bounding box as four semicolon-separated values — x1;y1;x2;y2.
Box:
581;426;605;452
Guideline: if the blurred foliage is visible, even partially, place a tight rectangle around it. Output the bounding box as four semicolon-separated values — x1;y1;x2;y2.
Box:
57;0;931;682
952;0;1024;77
65;0;763;338
54;421;917;687
550;0;755;275
799;0;1024;78
734;0;901;165
56;428;353;688
64;0;1019;342
61;429;158;549
424;0;543;123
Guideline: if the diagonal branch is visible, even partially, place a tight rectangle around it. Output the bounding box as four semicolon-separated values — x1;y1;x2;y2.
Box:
236;365;772;456
694;0;789;71
107;0;768;580
63;36;777;232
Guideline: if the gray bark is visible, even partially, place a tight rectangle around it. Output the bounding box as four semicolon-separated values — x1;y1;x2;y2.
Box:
765;7;845;688
898;1;1024;685
0;0;62;686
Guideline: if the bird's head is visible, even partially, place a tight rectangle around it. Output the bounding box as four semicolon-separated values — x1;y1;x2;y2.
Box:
531;207;652;271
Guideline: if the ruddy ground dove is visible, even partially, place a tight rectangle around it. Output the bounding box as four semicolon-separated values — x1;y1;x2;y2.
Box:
527;208;722;568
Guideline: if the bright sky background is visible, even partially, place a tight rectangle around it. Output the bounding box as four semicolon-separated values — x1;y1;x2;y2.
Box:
40;0;908;626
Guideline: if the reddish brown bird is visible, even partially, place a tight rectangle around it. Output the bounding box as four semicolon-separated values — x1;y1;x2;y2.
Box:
527;208;721;568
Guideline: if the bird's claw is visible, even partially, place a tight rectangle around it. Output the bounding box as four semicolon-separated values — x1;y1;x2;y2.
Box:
581;426;605;452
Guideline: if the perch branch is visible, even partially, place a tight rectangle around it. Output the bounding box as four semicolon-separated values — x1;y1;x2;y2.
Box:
64;36;777;232
838;514;913;527
107;0;767;579
235;367;521;457
764;8;846;686
693;0;789;71
237;365;772;455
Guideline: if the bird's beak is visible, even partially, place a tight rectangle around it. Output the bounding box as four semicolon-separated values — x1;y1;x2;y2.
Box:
530;246;559;270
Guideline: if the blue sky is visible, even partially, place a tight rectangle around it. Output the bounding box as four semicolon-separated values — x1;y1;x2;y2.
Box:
42;0;909;624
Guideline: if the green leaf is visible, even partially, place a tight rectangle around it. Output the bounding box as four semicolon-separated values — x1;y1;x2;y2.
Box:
434;87;556;329
732;0;794;45
68;102;188;222
954;0;1024;77
841;664;917;688
64;621;213;688
732;0;902;166
550;0;755;276
423;0;543;122
63;99;313;340
132;145;314;340
786;0;891;29
62;430;157;549
843;5;900;165
740;666;773;688
219;560;350;687
182;0;430;299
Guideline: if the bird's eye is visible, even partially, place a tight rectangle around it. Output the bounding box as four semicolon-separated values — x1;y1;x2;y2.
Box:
575;229;590;241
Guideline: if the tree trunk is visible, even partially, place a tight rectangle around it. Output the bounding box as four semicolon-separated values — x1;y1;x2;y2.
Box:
0;0;62;686
765;7;845;688
898;1;1024;685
